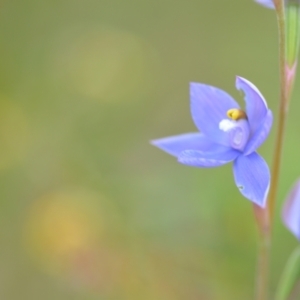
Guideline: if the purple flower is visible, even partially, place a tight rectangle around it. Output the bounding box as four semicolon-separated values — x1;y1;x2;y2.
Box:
255;0;300;9
282;180;300;240
151;77;273;207
255;0;275;9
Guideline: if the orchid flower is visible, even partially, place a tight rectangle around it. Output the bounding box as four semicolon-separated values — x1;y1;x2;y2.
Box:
255;0;275;9
151;77;273;207
282;179;300;240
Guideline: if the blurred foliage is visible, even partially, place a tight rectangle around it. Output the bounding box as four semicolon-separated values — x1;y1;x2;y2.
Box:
0;0;298;299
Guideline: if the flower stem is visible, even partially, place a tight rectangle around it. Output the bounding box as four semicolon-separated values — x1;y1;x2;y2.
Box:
268;0;289;223
253;204;271;300
255;228;270;300
254;1;298;299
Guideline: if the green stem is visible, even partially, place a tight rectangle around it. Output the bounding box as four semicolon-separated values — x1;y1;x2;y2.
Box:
255;1;295;299
255;229;271;300
268;0;288;223
253;204;271;300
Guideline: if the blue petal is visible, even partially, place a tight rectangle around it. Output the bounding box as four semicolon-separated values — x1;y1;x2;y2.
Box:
233;152;270;207
151;132;222;157
236;76;268;134
244;109;273;155
254;0;275;9
282;179;300;240
190;82;240;147
178;147;240;168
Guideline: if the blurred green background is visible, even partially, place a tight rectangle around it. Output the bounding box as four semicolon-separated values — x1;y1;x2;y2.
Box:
0;0;299;299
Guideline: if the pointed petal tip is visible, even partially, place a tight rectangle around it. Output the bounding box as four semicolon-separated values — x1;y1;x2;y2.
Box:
150;136;175;154
235;76;262;96
150;138;163;149
235;76;248;93
150;136;178;156
233;153;270;207
150;138;159;146
235;76;253;91
235;75;244;84
260;182;270;208
238;181;269;208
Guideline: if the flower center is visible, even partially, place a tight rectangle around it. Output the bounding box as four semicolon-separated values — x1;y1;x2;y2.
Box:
227;108;247;121
219;108;250;151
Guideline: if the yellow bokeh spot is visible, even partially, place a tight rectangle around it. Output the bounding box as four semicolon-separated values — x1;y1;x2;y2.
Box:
227;108;247;121
23;190;104;274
